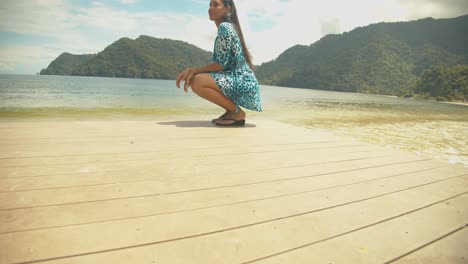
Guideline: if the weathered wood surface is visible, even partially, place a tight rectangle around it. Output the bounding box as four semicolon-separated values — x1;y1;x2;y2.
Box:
0;120;466;264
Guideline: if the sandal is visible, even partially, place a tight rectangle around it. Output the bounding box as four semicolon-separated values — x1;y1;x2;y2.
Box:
214;118;246;127
211;113;227;123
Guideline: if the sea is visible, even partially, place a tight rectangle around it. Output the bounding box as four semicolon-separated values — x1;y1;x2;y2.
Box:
1;74;467;166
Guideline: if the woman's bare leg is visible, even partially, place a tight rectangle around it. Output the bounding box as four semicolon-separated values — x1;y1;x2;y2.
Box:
190;74;246;123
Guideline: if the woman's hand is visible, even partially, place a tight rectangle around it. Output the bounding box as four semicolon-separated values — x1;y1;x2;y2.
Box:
176;68;199;92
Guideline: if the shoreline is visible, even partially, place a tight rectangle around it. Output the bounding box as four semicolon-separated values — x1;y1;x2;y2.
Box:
443;100;468;106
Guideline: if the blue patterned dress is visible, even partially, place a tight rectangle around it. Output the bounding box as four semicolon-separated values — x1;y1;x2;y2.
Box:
210;22;263;112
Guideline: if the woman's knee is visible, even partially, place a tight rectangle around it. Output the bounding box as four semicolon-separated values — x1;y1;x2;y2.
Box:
190;74;203;93
191;74;222;96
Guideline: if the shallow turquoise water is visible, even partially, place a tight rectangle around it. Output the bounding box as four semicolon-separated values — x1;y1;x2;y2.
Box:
1;74;467;166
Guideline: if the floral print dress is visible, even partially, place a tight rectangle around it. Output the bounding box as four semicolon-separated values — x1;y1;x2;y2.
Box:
210;22;263;112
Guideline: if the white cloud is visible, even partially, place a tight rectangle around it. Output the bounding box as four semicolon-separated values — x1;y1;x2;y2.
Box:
0;0;467;73
398;0;468;19
120;0;139;4
0;61;16;73
0;0;215;73
235;0;468;64
0;44;57;73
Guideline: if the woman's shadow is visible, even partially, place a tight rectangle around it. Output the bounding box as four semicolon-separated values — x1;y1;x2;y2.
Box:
157;121;256;128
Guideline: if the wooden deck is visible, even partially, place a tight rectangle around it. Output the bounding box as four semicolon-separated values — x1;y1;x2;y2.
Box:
0;119;467;264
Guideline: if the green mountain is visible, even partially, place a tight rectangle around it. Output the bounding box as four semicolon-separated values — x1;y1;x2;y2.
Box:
256;15;468;97
41;36;212;79
40;53;93;75
410;65;468;101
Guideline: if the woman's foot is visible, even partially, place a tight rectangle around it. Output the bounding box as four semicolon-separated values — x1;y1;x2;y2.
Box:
211;111;228;123
214;108;246;126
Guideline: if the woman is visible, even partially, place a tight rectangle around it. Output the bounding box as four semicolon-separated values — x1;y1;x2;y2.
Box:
176;0;262;126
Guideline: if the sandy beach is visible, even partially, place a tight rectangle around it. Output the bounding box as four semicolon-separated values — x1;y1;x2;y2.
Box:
0;119;467;264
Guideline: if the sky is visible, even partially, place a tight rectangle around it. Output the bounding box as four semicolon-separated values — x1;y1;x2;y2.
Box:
0;0;467;74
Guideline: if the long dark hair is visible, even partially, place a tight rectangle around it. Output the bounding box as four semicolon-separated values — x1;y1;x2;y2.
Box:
222;0;253;69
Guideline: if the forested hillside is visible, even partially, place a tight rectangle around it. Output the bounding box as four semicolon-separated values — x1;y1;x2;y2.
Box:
41;36;212;79
404;65;468;101
256;15;468;100
40;53;93;75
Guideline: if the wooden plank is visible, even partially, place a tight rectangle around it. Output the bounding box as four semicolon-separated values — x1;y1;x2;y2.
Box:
0;147;388;191
0;140;370;169
0;154;439;210
0;159;456;234
244;196;468;264
0;120;329;141
0;146;378;186
390;226;468;264
1;174;466;264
